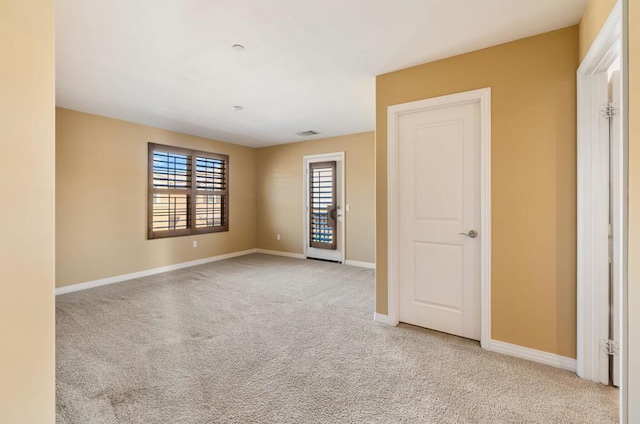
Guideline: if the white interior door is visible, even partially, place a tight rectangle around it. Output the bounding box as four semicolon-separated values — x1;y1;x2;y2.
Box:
304;153;344;262
397;101;481;340
609;69;622;387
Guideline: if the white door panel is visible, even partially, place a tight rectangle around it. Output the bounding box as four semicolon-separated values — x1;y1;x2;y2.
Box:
414;122;464;221
610;70;622;387
413;242;463;309
398;102;481;340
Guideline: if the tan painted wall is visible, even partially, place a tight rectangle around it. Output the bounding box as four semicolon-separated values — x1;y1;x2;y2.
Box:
578;0;618;61
56;108;257;287
376;27;578;357
0;1;55;423
256;132;375;263
627;0;640;420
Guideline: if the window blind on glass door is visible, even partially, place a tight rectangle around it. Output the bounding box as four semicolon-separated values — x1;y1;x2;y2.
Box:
309;161;337;250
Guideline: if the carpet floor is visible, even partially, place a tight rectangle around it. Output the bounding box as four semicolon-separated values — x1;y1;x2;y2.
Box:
56;253;618;423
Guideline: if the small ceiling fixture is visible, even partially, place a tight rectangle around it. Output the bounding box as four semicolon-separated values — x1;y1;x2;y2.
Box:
231;105;244;111
231;44;245;51
296;130;320;137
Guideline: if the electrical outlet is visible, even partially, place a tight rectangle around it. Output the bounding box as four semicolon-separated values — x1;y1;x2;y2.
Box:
346;204;351;212
277;233;281;241
192;240;198;248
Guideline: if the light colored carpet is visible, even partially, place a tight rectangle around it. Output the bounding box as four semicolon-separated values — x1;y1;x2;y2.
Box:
56;253;618;423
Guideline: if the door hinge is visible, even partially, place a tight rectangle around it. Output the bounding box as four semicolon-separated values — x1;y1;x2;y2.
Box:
601;102;619;119
602;339;619;356
608;224;613;264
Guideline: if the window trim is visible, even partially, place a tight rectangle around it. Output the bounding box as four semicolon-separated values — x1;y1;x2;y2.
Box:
147;142;229;239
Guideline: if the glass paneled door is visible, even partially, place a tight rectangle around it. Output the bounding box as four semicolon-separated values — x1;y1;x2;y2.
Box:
309;161;337;250
305;154;343;262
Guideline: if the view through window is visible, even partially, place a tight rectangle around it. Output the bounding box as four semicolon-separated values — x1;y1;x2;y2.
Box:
148;143;228;239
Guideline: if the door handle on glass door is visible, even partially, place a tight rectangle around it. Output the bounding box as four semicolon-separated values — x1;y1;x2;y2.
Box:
326;204;337;229
459;230;478;238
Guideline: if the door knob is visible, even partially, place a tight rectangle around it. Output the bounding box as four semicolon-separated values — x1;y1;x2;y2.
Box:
459;230;478;238
326;204;337;229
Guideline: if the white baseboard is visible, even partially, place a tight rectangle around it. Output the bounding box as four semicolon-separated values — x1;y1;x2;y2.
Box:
490;339;577;372
255;249;374;269
373;312;392;325
255;249;306;259
55;248;258;295
344;260;376;269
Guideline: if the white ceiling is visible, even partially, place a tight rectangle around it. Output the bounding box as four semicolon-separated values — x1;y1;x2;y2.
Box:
56;0;587;148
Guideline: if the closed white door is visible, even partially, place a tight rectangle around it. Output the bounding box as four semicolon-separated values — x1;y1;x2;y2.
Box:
398;101;481;340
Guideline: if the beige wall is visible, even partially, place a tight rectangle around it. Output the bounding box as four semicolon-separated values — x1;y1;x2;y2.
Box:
56;108;257;287
578;0;618;61
628;0;639;420
376;27;578;358
0;1;55;423
256;132;375;263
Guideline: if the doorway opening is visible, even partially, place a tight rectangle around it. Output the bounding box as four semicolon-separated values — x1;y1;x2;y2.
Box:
576;0;625;420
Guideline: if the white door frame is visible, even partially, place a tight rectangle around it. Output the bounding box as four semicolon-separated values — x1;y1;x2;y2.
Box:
303;152;345;263
387;88;492;349
576;0;626;420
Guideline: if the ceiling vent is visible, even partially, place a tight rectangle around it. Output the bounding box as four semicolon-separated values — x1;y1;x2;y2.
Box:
296;130;320;137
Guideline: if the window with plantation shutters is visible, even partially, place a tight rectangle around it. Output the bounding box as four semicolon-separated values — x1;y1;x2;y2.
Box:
148;143;228;239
